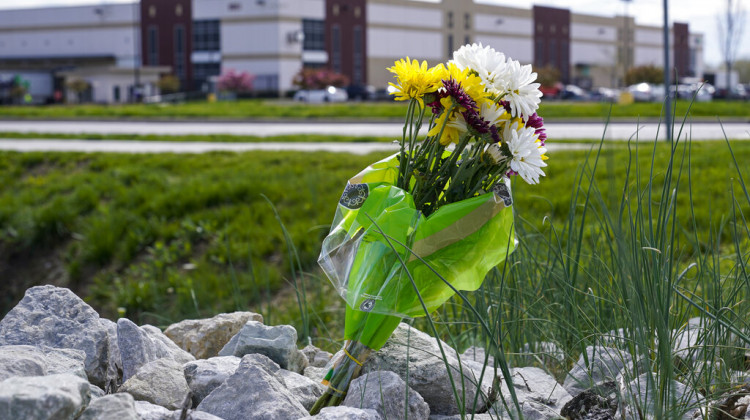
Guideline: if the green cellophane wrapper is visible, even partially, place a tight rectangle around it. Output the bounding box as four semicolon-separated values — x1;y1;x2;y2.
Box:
310;153;516;413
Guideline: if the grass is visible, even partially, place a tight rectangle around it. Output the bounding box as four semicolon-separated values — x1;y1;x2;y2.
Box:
0;99;747;120
2;129;750;417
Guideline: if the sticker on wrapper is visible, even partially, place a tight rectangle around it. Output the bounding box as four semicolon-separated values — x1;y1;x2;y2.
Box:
358;293;382;312
339;183;369;209
492;182;513;206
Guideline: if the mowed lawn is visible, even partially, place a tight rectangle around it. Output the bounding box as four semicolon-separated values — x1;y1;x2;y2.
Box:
0;140;748;330
0;98;747;120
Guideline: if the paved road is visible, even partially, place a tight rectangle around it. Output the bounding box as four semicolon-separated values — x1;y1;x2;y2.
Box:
0;139;593;154
0;120;748;140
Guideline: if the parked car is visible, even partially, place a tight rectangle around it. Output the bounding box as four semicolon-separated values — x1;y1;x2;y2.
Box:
559;84;590;101
628;83;654;102
346;84;375;101
293;86;348;103
590;87;620;102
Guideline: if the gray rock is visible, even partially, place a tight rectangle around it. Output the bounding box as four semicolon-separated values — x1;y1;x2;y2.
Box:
41;346;88;380
196;353;307;420
560;381;618;420
164;311;263;359
184;356;242;407
100;318;123;392
279;368;325;410
520;341;566;368
117;318;195;381
489;367;572;420
119;358;190;410
362;323;492;415
134;400;173;420
343;370;430;420
672;317;708;365
142;324;196;365
0;344;88;383
304;366;328;383
0;285;110;387
0;345;47;381
79;393;139;420
0;373;91;420
618;373;701;420
218;321;308;373
302;344;334;368
461;346;495;368
309;406;382;419
563;345;633;397
89;384;106;399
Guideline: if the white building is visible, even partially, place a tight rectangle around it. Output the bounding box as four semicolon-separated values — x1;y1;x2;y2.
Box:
0;0;703;103
0;3;165;103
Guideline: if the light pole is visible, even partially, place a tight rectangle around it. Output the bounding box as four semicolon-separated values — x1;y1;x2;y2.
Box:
621;0;632;85
662;0;672;141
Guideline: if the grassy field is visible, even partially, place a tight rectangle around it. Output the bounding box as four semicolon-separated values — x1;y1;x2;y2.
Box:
0;99;747;120
0;140;747;324
2;137;749;415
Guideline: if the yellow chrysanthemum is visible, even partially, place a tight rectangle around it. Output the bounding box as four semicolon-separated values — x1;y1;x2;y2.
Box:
439;63;492;108
388;58;444;106
428;97;464;145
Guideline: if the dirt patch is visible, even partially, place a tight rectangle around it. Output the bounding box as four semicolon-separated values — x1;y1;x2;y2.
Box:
0;242;71;317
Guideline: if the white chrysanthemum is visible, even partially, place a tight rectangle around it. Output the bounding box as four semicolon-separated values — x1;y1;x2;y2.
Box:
451;43;509;91
479;102;507;127
504;122;547;184
485;143;507;165
446;113;469;135
503;59;543;118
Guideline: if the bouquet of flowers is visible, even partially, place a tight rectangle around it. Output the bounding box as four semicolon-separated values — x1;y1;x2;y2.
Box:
310;43;548;413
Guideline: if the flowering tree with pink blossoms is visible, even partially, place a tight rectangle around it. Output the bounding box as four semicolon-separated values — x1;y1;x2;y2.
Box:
217;70;255;94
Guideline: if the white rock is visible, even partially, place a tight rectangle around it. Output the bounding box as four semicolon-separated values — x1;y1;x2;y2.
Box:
119;358;191;410
0;373;91;420
165;312;263;359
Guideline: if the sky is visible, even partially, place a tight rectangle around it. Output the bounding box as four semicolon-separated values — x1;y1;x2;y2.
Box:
0;0;747;68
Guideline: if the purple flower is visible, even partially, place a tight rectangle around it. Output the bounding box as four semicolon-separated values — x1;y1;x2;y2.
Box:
525;112;547;145
443;78;478;111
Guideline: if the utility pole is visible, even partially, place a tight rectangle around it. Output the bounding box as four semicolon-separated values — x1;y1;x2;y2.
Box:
662;0;672;141
621;0;632;85
132;0;141;103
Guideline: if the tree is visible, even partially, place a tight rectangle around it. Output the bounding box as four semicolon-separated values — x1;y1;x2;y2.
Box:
157;75;180;94
217;70;255;93
625;65;663;85
293;68;349;90
717;0;747;76
536;65;561;88
66;78;90;103
734;59;750;82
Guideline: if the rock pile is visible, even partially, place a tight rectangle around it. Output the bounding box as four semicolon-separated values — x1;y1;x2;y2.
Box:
0;286;741;419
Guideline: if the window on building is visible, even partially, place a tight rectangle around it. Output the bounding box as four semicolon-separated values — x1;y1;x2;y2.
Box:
302;19;325;51
193;20;220;52
331;25;341;73
464;13;470;30
192;62;220;92
561;40;569;81
549;39;556;66
534;39;543;67
113;85;121;102
353;25;363;85
174;25;186;84
254;74;279;92
447;11;453;28
148;26;159;65
464;35;470;45
447;34;453;57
